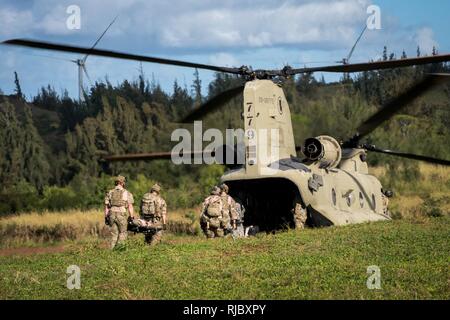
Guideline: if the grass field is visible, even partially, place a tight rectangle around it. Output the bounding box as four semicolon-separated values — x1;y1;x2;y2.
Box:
0;216;448;299
0;164;448;299
0;208;199;247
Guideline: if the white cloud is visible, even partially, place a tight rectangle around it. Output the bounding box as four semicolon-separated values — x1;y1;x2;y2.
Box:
208;52;239;67
0;8;34;36
157;0;369;49
37;5;73;35
413;27;438;54
0;0;446;99
0;0;371;49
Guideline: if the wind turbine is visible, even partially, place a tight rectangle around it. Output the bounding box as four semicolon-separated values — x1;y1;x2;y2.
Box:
72;16;118;102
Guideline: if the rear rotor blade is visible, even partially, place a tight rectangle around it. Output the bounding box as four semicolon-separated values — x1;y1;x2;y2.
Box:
3;39;242;74
364;144;450;166
288;53;450;75
180;84;244;122
343;73;450;147
103;151;201;162
101;145;238;164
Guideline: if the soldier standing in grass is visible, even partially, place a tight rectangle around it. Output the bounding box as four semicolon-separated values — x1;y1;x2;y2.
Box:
219;183;236;234
140;183;167;245
104;175;135;249
200;186;225;238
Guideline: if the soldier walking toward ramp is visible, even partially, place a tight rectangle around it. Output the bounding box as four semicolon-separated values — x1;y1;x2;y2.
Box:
140;183;167;245
219;183;236;233
200;186;227;238
104;175;135;249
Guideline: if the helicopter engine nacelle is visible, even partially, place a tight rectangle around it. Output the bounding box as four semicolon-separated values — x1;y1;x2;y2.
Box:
303;135;342;168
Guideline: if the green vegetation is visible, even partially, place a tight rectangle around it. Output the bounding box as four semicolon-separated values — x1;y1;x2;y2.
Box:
1;163;448;247
370;164;450;220
1;47;449;215
0;49;449;299
0;216;448;299
0;208;199;247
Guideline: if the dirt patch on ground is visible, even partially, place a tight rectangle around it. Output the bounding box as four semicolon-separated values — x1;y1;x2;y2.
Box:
0;241;113;257
0;245;68;257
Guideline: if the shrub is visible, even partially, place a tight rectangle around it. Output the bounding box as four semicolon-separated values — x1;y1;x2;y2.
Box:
40;186;79;211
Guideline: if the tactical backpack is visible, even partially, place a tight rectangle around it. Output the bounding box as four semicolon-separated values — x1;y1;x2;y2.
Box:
110;188;126;207
141;193;160;218
206;196;222;218
221;195;231;211
208;217;221;229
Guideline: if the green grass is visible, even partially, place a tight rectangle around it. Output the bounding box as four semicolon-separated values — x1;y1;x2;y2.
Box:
0;216;449;299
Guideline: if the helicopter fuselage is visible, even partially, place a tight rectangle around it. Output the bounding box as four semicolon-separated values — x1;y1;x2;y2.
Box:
220;79;390;230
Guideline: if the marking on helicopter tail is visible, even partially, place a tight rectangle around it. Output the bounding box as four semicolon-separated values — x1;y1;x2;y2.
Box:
247;145;257;161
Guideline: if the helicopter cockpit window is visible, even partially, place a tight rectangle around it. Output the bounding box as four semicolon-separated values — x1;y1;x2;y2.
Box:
346;193;352;207
278;97;283;114
359;192;364;208
332;188;337;206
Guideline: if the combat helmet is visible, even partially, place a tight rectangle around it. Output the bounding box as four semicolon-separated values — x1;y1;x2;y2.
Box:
115;175;126;184
151;183;161;193
219;183;229;193
210;186;221;195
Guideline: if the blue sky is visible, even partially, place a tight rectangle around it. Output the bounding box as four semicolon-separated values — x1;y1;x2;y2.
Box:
0;0;448;100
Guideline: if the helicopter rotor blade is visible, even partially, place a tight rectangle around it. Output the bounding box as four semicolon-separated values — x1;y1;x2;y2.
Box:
3;39;242;75
363;144;450;166
102;144;244;166
103;151;181;162
101;150;213;163
287;53;450;75
343;73;450;147
180;84;244;122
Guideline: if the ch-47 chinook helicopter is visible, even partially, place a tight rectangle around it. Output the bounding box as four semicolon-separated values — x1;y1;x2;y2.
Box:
4;38;450;231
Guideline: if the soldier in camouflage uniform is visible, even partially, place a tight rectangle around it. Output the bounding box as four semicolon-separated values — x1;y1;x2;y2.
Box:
140;183;167;245
104;175;135;249
219;183;236;235
293;203;307;229
200;186;227;238
232;196;246;238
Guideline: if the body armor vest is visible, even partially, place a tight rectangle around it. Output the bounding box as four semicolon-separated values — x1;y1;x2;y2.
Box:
111;189;126;207
141;193;161;218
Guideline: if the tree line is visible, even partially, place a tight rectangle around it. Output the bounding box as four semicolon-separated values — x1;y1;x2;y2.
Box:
0;47;449;215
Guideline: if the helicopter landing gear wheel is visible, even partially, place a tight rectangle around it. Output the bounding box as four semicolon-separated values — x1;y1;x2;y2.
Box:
293;203;307;229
